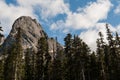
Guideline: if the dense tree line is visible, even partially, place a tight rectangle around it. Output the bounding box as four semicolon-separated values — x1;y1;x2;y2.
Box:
0;24;120;80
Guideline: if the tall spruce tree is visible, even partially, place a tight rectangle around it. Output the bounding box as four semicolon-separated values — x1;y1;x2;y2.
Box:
0;57;4;80
25;48;35;80
34;38;47;80
72;35;91;80
36;37;51;80
64;34;91;80
72;35;83;80
64;33;73;80
0;22;4;38
0;24;4;80
96;32;107;80
4;28;25;80
49;37;62;80
81;42;91;80
89;52;99;80
114;32;120;80
106;24;115;80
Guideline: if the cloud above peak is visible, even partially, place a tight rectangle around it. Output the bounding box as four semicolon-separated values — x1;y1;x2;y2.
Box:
0;0;36;35
17;0;69;19
51;0;112;30
0;0;69;35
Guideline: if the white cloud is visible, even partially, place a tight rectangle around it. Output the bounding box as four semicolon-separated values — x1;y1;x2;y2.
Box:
80;29;98;51
51;0;112;30
50;20;65;30
114;4;120;14
79;23;106;51
18;0;69;19
115;24;120;34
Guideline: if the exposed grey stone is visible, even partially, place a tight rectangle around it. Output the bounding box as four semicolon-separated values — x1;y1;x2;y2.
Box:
0;16;63;55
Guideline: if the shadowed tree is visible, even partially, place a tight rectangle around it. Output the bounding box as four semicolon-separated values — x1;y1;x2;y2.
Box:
64;33;73;80
4;28;25;80
96;32;107;80
0;23;4;80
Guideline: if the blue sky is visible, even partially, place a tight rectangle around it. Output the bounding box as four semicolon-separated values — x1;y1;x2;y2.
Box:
1;0;120;51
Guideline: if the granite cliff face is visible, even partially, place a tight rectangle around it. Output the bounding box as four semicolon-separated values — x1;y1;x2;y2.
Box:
1;16;62;54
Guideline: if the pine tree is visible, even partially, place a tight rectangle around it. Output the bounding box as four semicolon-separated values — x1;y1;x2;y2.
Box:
4;47;16;80
0;24;4;80
81;42;91;80
64;34;91;80
4;28;25;80
110;32;120;80
72;35;83;80
49;37;62;80
15;28;25;80
106;24;118;80
64;33;73;80
0;58;4;80
72;35;91;80
25;48;35;80
96;32;107;80
89;52;99;80
36;37;51;80
34;38;46;80
0;22;4;38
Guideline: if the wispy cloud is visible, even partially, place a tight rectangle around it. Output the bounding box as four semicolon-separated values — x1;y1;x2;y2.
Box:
51;0;112;30
17;0;69;19
114;3;120;14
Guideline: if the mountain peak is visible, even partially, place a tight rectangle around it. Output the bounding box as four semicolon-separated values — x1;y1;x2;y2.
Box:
2;16;48;53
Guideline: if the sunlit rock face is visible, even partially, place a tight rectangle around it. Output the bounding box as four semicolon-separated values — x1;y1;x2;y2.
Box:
2;16;46;52
1;16;63;54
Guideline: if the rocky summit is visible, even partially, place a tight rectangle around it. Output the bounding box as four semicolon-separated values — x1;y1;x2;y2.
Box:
1;16;62;54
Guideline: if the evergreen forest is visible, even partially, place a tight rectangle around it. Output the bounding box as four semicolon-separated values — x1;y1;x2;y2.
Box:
0;24;120;80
